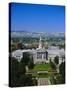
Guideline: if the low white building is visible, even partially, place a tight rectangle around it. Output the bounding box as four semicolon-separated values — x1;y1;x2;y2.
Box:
12;37;65;64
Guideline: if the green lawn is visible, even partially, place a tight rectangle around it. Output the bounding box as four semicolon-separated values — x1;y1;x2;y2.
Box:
27;64;57;78
33;64;52;71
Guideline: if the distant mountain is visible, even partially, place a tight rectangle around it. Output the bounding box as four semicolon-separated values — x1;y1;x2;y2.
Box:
11;31;65;38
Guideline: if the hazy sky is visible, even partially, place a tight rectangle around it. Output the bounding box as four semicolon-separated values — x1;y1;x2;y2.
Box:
10;3;65;32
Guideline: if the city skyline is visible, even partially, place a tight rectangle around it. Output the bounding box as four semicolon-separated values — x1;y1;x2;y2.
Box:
10;3;65;33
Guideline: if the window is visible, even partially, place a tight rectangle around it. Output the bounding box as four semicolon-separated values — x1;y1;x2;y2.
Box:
37;52;42;59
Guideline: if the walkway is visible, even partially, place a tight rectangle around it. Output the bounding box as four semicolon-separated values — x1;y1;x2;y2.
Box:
38;78;50;86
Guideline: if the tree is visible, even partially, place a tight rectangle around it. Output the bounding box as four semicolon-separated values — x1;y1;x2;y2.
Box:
23;52;30;65
54;56;59;65
16;74;33;87
55;74;65;84
49;58;51;63
10;57;19;87
10;56;33;87
45;51;48;60
28;56;34;69
50;61;56;70
22;52;34;69
10;52;35;87
16;42;22;49
61;55;65;62
59;62;65;83
18;62;26;75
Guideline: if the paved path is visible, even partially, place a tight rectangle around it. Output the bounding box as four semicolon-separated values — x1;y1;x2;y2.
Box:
38;78;50;86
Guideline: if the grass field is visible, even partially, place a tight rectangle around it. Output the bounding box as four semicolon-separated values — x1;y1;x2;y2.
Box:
27;64;56;78
33;64;52;71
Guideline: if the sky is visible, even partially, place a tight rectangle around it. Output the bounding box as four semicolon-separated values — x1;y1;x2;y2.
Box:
10;3;65;32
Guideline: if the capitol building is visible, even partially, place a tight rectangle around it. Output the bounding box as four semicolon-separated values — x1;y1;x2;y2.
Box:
12;37;65;65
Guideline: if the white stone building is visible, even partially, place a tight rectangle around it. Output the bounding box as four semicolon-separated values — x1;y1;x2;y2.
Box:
12;37;65;64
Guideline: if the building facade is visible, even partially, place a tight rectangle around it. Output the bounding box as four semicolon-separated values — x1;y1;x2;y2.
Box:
12;37;65;64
